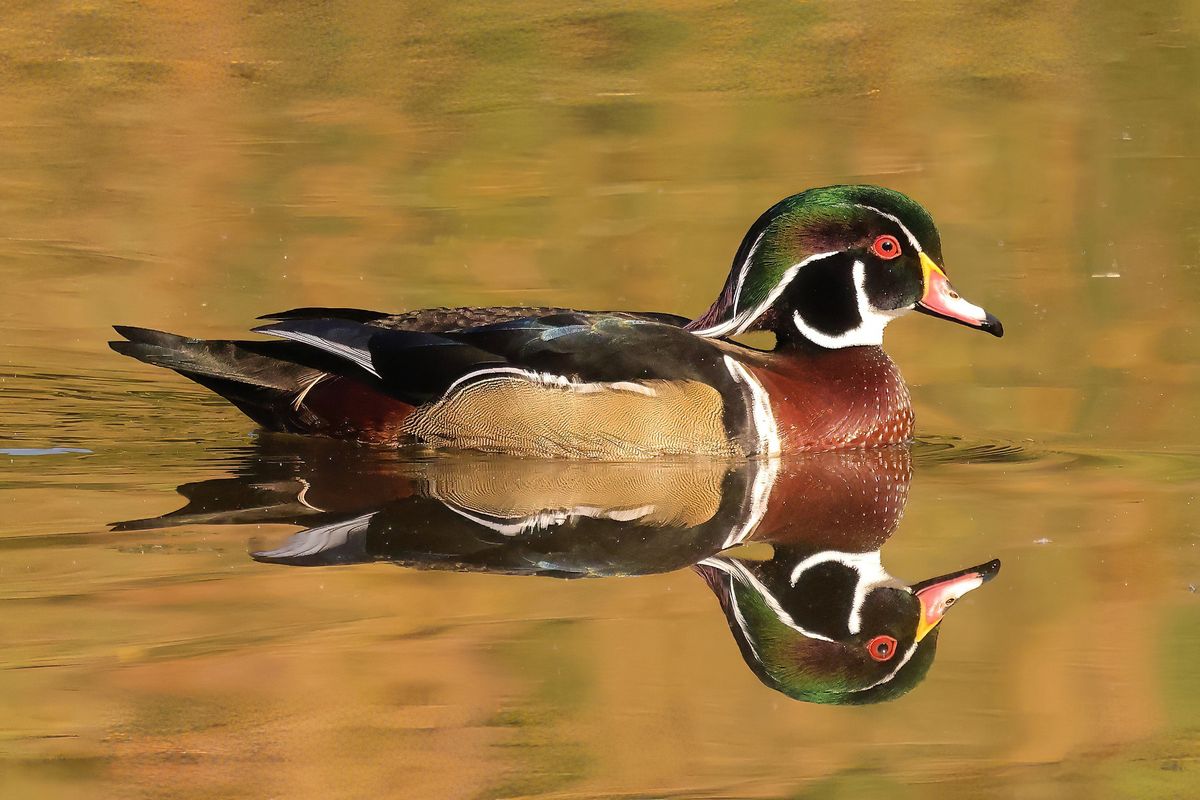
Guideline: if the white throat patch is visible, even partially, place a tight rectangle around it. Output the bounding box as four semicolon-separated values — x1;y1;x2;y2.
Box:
792;260;908;349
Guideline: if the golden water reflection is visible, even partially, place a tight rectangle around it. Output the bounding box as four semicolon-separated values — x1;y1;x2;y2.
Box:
3;1;1200;798
122;445;999;707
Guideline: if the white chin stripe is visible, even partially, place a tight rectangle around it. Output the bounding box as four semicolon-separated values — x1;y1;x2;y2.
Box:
792;260;908;349
788;549;897;636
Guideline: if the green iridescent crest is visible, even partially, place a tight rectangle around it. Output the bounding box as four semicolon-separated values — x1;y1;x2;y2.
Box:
727;576;935;705
688;185;942;336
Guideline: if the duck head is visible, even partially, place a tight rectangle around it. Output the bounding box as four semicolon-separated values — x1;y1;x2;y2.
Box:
687;185;1003;347
697;553;1000;705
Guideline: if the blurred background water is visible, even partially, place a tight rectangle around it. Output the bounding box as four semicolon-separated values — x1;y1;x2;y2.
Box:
2;2;1199;798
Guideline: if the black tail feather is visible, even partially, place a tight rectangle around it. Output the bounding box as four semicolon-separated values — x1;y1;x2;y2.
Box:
110;326;327;432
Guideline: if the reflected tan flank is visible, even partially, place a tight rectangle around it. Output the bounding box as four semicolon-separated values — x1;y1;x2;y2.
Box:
422;459;730;529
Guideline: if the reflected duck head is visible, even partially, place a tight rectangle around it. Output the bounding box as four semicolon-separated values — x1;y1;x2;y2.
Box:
697;553;1000;705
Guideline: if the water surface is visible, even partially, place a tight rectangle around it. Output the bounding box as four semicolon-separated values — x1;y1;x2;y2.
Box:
2;3;1200;798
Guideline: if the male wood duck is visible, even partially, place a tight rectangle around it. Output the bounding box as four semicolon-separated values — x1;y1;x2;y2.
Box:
111;185;1002;458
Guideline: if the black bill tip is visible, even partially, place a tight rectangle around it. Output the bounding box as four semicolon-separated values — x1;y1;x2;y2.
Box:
981;313;1004;338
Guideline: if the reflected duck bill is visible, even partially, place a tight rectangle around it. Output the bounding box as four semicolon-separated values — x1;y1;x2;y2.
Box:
916;253;1004;337
912;558;1001;642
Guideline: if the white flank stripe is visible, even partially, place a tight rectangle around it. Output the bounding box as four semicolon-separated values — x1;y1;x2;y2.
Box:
723;357;781;457
442;366;657;399
719;357;781;548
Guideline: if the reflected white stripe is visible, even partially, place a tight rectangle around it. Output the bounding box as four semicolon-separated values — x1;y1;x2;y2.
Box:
788;549;898;635
254;512;375;559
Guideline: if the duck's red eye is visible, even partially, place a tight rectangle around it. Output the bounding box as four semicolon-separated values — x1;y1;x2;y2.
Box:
866;635;898;662
870;235;902;260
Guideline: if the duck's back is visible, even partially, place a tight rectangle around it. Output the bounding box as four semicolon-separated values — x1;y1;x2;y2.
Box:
110;306;770;458
267;305;690;332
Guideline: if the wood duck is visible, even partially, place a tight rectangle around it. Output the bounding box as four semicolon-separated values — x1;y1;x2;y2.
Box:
111;185;1002;457
117;441;1000;705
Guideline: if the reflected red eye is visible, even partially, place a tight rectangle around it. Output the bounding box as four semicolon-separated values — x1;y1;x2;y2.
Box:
870;235;902;260
867;635;898;662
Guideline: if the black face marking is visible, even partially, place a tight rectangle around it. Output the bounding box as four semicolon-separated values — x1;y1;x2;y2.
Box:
786;254;859;337
859;587;920;648
863;257;923;311
784;560;859;640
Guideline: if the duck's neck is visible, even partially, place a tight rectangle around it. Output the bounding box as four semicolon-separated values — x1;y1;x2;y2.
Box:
754;342;915;452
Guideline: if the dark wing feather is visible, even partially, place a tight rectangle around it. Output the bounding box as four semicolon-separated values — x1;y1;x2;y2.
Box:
257;307;390;323
114;309;735;447
252;319;508;405
260;306;691;333
254;313;743;406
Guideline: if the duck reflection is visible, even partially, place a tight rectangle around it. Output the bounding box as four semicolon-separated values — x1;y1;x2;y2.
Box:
116;439;998;705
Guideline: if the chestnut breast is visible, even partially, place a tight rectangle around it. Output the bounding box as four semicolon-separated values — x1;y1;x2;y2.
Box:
749;346;914;452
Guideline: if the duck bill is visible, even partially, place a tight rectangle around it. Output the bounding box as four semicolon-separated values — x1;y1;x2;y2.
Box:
912;558;1001;642
916;253;1003;337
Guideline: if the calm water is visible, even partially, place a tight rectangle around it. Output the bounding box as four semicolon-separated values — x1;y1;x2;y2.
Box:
3;3;1200;798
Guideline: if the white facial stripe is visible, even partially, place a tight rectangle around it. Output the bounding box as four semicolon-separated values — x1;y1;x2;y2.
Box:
788;549;898;635
701;550;926;695
791;260;907;348
695;202;929;341
730;228;770;317
853;204;923;252
730;588;764;662
443;366;657;399
855;640;922;693
698;557;836;643
690;251;841;338
708;540;929;696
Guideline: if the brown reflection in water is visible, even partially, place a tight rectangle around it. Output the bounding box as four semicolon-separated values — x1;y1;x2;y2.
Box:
2;1;1200;799
116;443;998;707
